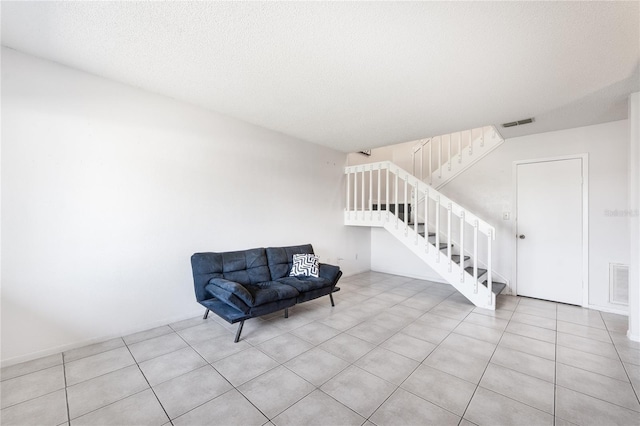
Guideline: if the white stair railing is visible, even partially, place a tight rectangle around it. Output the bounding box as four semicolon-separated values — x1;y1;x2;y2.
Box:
345;161;498;309
412;126;504;189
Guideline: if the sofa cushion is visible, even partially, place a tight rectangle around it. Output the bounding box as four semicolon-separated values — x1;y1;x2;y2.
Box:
208;278;299;309
245;281;300;306
208;278;254;307
191;248;271;288
266;244;315;280
318;263;342;284
205;281;251;314
290;253;319;278
221;248;272;285
276;276;332;293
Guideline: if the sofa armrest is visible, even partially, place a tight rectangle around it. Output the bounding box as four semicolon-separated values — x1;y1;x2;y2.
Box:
206;278;254;313
319;263;342;285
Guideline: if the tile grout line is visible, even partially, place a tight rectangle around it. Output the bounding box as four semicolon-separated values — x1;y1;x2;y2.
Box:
62;342;190;390
62;353;167;423
458;296;520;423
180;315;316;424
122;342;173;424
5;274;639;425
375;292;514;423
166;324;246;423
372;324;462;422
0;356;64;383
62;352;71;425
265;282;448;424
0;366;68;411
601;312;640;406
183;287;614;421
554;309;640;420
554;303;558;424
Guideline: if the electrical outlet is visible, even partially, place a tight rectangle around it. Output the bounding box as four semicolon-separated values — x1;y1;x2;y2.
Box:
355;253;358;260
503;212;510;220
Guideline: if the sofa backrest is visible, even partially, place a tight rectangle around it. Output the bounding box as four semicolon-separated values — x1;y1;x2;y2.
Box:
191;247;271;302
266;244;315;280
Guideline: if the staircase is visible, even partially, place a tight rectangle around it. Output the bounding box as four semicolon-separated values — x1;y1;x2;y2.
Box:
412;125;504;189
345;161;506;310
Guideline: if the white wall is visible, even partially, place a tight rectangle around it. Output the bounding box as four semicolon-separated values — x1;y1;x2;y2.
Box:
347;140;416;171
348;141;443;282
1;48;371;365
628;92;640;340
442;120;629;312
355;121;630;313
370;228;442;282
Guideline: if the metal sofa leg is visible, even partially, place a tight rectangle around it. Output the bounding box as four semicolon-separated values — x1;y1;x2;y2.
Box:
330;293;335;307
284;308;289;318
234;321;245;343
203;309;210;319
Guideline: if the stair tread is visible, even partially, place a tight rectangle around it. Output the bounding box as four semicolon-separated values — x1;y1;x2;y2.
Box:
418;232;436;237
465;266;487;276
451;255;471;264
481;280;507;295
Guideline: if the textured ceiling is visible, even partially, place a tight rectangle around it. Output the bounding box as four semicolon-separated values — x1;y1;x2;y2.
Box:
2;1;639;152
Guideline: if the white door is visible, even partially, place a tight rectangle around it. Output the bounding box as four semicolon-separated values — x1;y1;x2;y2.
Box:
516;158;584;305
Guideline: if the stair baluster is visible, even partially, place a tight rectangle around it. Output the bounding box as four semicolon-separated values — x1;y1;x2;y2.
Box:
369;165;373;219
473;220;479;293
424;188;429;254
404;173;409;235
447;203;452;272
414;182;419;244
376;164;382;220
394;169;399;228
460;211;465;282
361;166;365;219
411;126;504;190
346;169;351;220
487;228;493;304
435;196;441;262
344;161;503;310
385;167;390;220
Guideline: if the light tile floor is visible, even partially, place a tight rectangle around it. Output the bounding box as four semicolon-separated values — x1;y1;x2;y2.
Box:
2;272;640;425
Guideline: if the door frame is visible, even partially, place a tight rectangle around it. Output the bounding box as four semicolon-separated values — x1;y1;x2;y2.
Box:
512;154;589;307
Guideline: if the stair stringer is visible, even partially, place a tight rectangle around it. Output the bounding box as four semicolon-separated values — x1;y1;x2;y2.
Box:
416;219;511;293
429;128;504;190
412;126;505;190
382;213;496;310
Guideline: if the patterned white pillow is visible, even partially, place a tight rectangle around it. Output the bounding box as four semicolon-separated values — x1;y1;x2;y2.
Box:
289;253;319;278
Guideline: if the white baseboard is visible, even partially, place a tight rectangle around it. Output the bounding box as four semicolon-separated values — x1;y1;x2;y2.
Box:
342;267;375;278
1;309;204;368
587;304;629;316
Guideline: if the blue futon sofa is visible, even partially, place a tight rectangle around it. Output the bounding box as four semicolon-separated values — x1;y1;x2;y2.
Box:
191;244;342;342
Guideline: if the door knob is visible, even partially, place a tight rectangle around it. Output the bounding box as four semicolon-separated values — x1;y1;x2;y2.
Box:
519;235;526;239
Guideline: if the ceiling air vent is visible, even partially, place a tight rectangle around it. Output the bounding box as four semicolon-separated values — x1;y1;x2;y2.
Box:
502;118;534;128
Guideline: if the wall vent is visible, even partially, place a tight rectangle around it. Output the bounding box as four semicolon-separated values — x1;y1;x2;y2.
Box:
502;118;534;128
609;263;629;305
